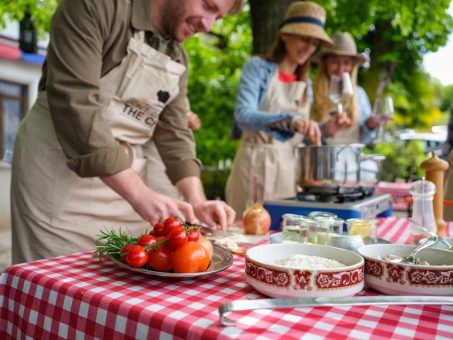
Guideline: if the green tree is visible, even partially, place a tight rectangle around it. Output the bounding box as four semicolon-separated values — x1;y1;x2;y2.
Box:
0;0;59;36
184;10;252;166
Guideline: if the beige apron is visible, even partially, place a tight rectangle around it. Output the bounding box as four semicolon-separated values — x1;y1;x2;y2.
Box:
225;71;308;217
326;116;360;145
144;141;181;199
444;150;453;221
11;31;185;263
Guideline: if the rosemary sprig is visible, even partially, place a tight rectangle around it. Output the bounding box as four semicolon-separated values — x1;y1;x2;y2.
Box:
94;228;138;260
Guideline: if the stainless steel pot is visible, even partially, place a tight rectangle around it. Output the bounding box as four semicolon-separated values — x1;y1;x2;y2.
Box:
296;144;384;188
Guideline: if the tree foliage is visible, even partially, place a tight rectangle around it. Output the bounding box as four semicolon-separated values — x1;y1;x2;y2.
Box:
0;0;58;37
183;10;252;165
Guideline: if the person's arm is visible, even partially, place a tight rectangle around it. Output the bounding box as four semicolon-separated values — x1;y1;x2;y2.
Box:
101;168;195;225
176;177;235;229
234;58;298;141
46;0;131;177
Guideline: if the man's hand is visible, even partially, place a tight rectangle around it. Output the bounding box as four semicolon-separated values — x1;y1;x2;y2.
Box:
176;176;235;230
193;201;236;231
101;168;195;225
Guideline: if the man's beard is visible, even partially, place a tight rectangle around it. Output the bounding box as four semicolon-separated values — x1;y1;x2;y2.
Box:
159;0;186;40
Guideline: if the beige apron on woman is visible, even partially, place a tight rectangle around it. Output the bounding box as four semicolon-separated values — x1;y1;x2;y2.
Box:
225;71;309;217
444;150;453;221
326;109;360;145
11;31;185;263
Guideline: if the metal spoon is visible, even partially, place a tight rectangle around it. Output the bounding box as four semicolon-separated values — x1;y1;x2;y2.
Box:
410;219;452;249
394;235;439;264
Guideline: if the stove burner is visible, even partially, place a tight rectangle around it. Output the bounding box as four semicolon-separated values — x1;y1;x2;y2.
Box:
297;185;374;203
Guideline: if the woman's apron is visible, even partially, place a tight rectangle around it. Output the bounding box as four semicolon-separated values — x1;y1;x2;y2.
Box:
444;150;453;221
326;123;360;145
225;71;308;217
11;31;185;263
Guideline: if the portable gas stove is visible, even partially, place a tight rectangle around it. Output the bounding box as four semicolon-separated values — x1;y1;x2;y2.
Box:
263;187;392;230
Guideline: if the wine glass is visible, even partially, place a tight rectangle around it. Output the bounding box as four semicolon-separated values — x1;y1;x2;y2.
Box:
329;72;354;114
329;75;343;113
373;96;394;141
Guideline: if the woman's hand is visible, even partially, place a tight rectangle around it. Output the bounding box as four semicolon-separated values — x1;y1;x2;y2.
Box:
324;112;351;137
294;119;322;145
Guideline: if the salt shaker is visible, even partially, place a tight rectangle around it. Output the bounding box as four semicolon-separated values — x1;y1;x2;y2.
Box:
410;179;437;243
420;152;449;236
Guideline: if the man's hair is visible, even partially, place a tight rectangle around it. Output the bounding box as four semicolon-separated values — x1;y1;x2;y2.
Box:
228;0;244;15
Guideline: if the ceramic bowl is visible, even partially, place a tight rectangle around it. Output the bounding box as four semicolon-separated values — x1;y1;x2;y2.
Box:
357;244;453;295
245;243;364;298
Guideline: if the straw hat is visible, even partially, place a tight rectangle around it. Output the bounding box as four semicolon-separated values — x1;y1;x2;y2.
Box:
279;1;333;48
312;32;368;65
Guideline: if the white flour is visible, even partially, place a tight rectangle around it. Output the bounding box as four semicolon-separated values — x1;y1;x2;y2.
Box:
273;254;346;269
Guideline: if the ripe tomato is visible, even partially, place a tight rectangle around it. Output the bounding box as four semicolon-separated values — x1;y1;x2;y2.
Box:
187;229;199;242
148;244;173;272
138;234;157;247
168;226;188;250
172;241;210;273
120;243;135;263
126;245;148;268
197;234;214;260
163;216;182;236
152;222;166;237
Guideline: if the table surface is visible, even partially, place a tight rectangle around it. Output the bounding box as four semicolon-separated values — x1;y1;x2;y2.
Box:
1;218;453;339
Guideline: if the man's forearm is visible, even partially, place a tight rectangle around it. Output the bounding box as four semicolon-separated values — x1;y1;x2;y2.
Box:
176;176;207;205
101;167;147;207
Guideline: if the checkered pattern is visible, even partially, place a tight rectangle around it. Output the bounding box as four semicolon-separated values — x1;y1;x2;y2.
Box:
1;218;453;339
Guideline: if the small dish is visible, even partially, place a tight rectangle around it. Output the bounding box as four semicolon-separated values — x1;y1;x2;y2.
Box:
109;244;233;279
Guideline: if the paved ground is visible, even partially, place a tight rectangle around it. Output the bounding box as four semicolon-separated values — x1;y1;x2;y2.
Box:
0;219;11;272
0;164;11;272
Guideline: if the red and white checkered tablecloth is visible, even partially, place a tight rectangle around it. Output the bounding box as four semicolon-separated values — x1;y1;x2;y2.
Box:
1;218;453;339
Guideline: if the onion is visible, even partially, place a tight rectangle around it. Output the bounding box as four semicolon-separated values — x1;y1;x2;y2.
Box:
243;203;271;235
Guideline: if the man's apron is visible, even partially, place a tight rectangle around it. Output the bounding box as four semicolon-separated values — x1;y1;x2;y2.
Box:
225;71;308;217
11;31;185;263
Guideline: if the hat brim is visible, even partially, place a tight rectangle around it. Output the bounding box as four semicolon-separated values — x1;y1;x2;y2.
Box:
280;23;333;48
312;50;368;65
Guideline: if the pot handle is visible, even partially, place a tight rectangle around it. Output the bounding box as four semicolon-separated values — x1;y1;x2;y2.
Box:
335;143;364;161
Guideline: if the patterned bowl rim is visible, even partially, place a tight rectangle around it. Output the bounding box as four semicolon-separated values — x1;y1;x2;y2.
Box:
358;245;453;270
245;255;364;274
245;244;364;272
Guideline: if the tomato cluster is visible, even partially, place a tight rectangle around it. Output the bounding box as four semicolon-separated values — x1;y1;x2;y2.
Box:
120;217;213;274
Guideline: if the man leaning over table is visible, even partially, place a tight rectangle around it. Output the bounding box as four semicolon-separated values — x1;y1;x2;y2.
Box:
10;0;243;264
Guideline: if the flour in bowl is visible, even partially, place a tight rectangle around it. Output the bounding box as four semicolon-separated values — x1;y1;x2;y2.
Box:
273;254;346;269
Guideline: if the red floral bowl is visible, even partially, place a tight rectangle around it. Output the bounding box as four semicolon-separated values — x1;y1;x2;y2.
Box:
357;244;453;295
245;243;364;298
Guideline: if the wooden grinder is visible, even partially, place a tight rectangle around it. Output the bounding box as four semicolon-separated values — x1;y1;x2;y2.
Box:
421;152;449;236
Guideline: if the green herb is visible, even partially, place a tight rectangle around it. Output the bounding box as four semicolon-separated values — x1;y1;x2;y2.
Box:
94;228;137;260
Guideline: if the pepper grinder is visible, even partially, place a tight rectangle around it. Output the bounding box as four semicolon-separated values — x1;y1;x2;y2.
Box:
420;152;449;236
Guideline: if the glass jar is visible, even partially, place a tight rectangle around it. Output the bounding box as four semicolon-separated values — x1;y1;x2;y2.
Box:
297;216;318;244
346;218;377;243
281;214;303;242
308;211;338;220
312;217;345;245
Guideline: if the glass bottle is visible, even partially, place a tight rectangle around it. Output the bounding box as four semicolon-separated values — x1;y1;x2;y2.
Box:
410;179;437;243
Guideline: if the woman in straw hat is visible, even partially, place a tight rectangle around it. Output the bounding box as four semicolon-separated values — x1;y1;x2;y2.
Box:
311;32;379;145
225;1;332;216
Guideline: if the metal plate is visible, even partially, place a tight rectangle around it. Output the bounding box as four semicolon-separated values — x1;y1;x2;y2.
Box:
109;244;233;279
268;232;391;245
